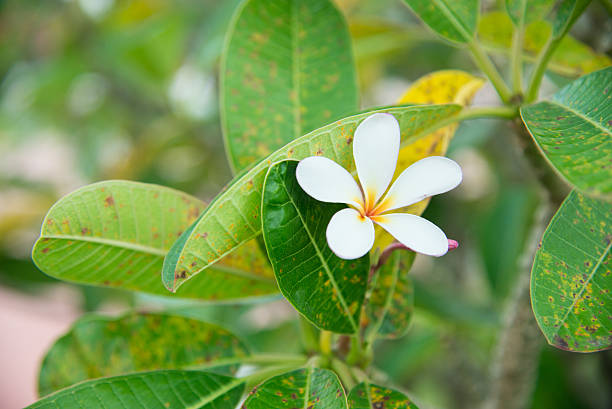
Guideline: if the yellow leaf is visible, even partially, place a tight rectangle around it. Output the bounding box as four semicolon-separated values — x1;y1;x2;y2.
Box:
373;70;484;252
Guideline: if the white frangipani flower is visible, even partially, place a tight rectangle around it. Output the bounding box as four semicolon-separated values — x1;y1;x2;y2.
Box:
296;113;462;260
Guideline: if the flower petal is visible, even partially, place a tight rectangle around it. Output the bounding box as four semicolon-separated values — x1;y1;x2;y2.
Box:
376;156;462;213
372;213;448;256
353;113;400;209
296;157;364;210
326;208;375;259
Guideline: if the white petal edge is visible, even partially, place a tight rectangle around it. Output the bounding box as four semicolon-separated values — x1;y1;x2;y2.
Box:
373;213;448;257
296;157;364;210
353;113;400;209
376;156;462;213
326;208;375;260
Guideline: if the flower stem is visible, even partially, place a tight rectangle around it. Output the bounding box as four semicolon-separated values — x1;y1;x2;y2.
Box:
467;40;513;103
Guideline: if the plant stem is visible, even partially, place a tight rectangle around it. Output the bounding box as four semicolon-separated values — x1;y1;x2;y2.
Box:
484;204;551;409
525;35;561;102
510;27;524;95
188;353;308;370
399;106;518;150
346;335;371;369
485;120;567;409
299;315;319;354
467;40;513;103
319;330;332;356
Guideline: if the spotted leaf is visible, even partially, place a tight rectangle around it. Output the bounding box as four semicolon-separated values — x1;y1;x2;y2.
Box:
32;181;276;300
28;370;244;409
531;190;612;352
366;251;416;340
162;104;461;292
521;67;612;199
242;367;347;409
505;0;553;26
479;11;611;77
348;382;419;409
221;0;358;173
402;0;479;43
38;312;249;396
551;0;590;39
262;161;369;334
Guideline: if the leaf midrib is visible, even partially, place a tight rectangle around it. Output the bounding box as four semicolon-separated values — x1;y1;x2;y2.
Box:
546;100;612;137
431;0;473;41
207;261;276;283
184;375;244;409
39;235;167;257
291;0;302;139
302;366;313;409
364;380;374;408
280;181;359;333
553;236;612;339
368;256;400;342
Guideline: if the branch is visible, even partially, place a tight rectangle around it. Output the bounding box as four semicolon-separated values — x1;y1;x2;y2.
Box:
484;119;568;409
483;203;551;409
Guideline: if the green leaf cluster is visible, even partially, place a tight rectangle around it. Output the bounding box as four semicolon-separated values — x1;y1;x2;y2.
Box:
27;0;612;406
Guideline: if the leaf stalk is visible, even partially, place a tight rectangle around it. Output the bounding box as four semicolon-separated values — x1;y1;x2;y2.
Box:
467;40;513;103
510;25;525;95
525;35;561;102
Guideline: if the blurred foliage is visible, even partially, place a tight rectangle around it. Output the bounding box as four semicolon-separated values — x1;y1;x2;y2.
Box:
1;0;611;408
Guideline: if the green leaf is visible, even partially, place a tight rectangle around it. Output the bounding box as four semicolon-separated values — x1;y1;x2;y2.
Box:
552;0;591;39
531;190;612;352
32;181;277;301
520;67;612;199
38;312;249;396
348;382;419;409
402;0;479;43
261;161;369;334
162;104;461;292
478;11;611;77
242;367;347;408
366;251;416;340
29;370;244;409
505;0;553;26
221;0;358;173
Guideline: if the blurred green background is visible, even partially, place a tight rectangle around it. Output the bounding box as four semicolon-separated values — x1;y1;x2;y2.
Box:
0;0;611;408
